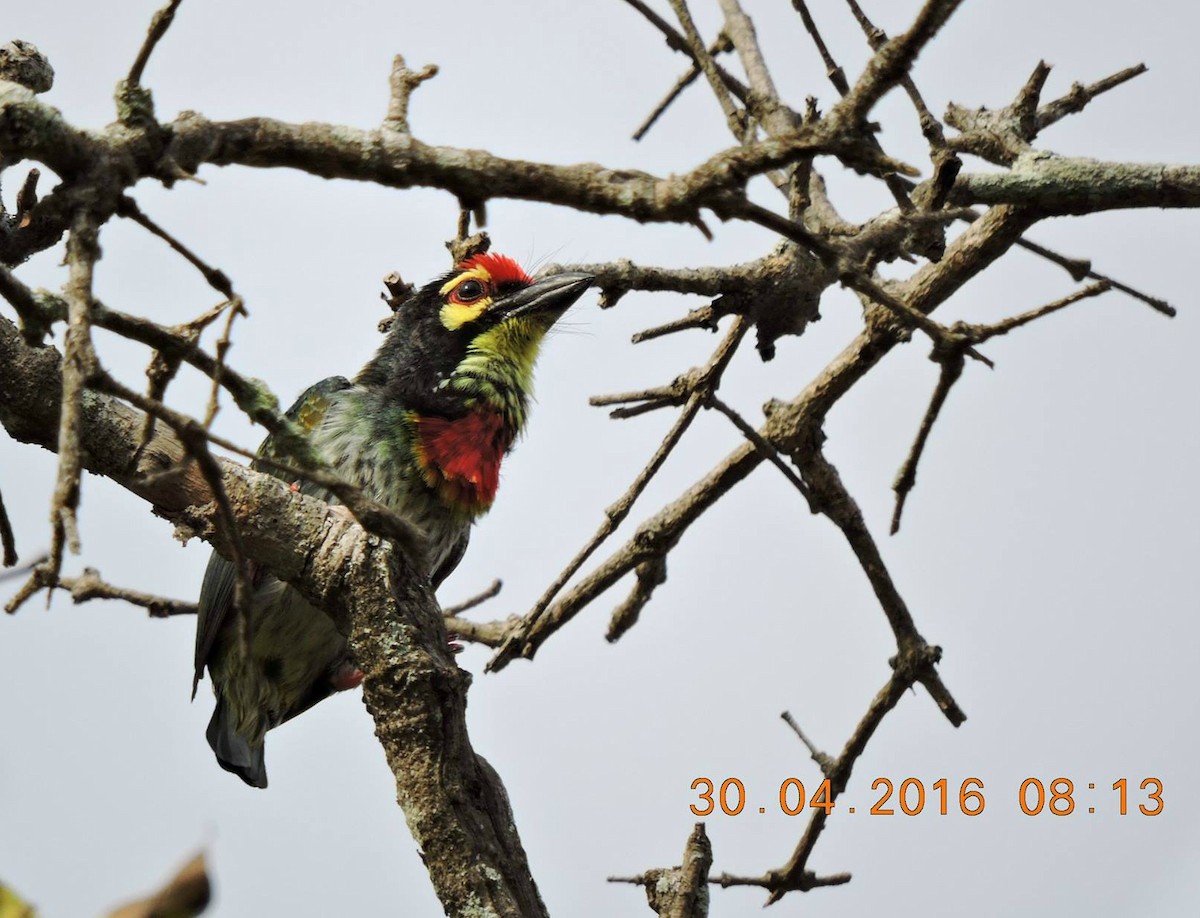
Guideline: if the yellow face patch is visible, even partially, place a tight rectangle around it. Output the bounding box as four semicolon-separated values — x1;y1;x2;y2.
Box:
439;267;494;331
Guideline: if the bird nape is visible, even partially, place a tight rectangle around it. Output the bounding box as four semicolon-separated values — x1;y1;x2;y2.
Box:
193;253;593;788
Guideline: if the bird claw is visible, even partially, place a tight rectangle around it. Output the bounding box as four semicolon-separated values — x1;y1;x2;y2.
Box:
447;633;464;654
330;663;364;691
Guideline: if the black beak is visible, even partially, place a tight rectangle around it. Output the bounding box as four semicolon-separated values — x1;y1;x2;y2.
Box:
493;271;594;321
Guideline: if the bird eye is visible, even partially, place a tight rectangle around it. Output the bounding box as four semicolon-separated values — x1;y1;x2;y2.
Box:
454;279;486;303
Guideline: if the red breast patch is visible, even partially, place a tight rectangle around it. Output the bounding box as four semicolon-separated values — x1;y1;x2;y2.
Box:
416;410;512;511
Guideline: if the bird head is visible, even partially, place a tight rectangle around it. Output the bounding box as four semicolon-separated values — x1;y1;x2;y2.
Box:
357;253;593;429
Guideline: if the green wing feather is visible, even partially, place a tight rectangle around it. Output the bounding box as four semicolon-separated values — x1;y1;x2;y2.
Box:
192;376;353;694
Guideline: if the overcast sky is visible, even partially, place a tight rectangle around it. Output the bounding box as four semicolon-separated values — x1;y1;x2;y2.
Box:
1;2;1197;916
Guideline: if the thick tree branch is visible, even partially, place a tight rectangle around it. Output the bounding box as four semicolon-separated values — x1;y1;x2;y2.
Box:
951;156;1200;213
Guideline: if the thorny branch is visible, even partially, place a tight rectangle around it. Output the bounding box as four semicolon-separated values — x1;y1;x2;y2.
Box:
0;0;1187;913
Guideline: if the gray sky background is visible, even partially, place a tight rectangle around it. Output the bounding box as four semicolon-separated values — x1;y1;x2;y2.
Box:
1;2;1196;916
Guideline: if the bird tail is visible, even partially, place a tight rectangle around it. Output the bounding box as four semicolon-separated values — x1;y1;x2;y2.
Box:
206;699;268;789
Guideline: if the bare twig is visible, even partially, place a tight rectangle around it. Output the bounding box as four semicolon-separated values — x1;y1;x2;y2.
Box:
713;870;851;893
384;53;439;133
844;0;949;151
717;0;806;197
442;578;503;617
136;350;182;457
447;230;491;266
1025;240;1170;314
58;567;199;617
781;711;835;776
667;0;746;136
592;374;697;417
707;395;815;509
717;0;779;105
633;33;733;142
620;0;751;105
605;556;668;642
791;0;849;94
34;213;99;605
4;233;101;614
798;447;965;726
441;614;513;648
963;280;1114;341
0;252;65;345
948;163;1200;229
1036;64;1148;133
127;0;186;87
117;196;234;297
890;348;963;535
632;306;719;343
204;296;247;427
543;257;762;309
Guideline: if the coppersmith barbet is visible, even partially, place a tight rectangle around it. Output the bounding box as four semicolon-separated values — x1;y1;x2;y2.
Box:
194;253;593;787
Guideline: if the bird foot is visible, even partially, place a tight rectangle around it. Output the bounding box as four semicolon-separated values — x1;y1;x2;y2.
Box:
330;663;364;691
447;633;465;654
